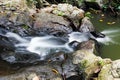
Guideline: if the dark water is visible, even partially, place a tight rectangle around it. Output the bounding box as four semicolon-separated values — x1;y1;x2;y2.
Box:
91;14;120;60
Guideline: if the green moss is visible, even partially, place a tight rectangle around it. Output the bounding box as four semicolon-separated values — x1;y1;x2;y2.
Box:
81;60;88;68
53;10;65;16
85;12;93;18
97;60;105;66
57;11;65;16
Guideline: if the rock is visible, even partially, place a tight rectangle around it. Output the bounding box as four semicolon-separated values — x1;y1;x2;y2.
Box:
41;3;84;29
33;12;72;36
0;11;34;36
79;17;95;32
0;59;78;80
84;0;103;9
72;40;112;79
51;3;84;19
27;73;40;80
53;77;62;80
0;65;61;80
98;59;120;80
0;33;15;52
0;0;28;11
52;3;84;28
111;60;120;78
73;49;112;79
76;40;95;51
98;64;113;80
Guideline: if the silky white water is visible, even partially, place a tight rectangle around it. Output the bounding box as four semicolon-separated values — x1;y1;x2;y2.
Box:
5;30;119;60
99;29;120;45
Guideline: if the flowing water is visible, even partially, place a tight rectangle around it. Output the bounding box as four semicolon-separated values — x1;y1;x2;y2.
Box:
91;14;120;60
4;31;102;60
3;14;120;60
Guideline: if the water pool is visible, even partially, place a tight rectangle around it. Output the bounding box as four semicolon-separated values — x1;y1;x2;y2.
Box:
91;14;120;60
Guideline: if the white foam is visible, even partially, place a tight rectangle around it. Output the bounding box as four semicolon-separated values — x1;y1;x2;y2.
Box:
26;36;73;55
5;29;120;59
68;32;91;43
101;29;120;34
5;32;28;42
96;36;112;45
98;29;120;45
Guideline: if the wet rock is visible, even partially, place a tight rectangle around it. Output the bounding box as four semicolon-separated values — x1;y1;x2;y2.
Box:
0;51;41;63
0;51;82;80
0;60;18;75
46;52;82;79
0;34;15;52
0;11;34;36
0;65;62;80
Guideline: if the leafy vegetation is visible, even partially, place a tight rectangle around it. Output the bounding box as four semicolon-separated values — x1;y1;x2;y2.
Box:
102;0;120;16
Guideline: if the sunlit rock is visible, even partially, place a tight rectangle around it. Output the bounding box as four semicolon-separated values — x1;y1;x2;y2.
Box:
72;40;112;79
98;59;120;80
0;0;28;11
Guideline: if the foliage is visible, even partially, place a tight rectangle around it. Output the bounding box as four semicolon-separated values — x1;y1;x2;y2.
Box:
102;0;120;16
85;12;93;18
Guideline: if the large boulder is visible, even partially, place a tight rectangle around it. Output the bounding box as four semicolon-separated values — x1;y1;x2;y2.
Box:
33;11;73;36
79;17;95;32
72;40;112;79
0;52;82;80
41;3;85;29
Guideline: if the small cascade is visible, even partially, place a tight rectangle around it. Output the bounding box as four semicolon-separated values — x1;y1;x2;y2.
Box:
3;29;120;60
97;29;120;45
5;32;74;59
